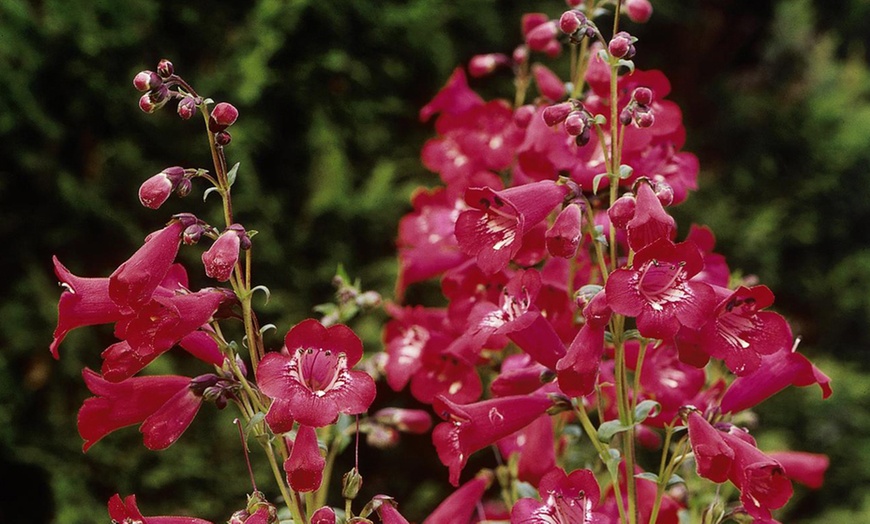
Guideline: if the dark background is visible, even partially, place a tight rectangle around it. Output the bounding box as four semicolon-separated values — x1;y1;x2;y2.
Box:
1;0;869;521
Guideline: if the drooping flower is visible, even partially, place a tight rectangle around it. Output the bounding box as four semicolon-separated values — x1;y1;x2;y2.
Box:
78;369;205;451
768;451;829;490
257;319;376;428
455;180;569;274
546;202;584;258
371;495;412;524
557;291;611;397
605;238;716;339
422;470;493;524
626;181;676;252
108;493;213;524
202;225;244;282
432;393;553;485
284;425;325;492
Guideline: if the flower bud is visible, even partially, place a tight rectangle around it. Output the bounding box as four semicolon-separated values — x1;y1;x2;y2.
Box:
559;11;582;35
175;177;193;197
373;408;433;434
342;468;364;500
183;223;205;245
513;104;536;128
574;126;592;146
311;507;337;524
156;59;174;78
609;31;634;59
626;0;653;23
215;130;232;146
365;425;400;449
609;194;637;229
202;227;242;281
150;85;170;104
177;97;197;120
546;203;583;258
634;108;655;128
564;111;587;136
512;45;529;65
654;180;674;207
565;0;583;6
138;93;160;113
542;102;574;126
526;21;558;52
138;167;184;209
633;86;654;106
542;39;563;58
619;107;633;126
468;53;509;78
133;70;161;92
209;102;239;132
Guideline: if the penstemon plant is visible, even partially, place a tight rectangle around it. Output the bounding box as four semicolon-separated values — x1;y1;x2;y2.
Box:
49;1;834;524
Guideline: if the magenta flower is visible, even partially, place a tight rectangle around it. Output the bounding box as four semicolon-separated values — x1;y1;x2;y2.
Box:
257;319;376;428
768;451;829;490
687;411;735;483
109;221;185;313
511;468;604;524
284;425;325;492
310;506;337;524
139;166;185;209
455;181;569;274
432;393;553;485
50;256;124;358
422;470;493;524
626;181;676;252
202;225;244;282
78;369;204;451
546;202;583;258
419;67;483;123
371;495;412;524
556;291;611;397
108;494;213;524
497;414;556;486
605;238;716;339
698;285;792;375
372;407;432;434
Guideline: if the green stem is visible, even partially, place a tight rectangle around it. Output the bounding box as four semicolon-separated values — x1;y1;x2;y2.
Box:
574;404;629;524
264;440;307;524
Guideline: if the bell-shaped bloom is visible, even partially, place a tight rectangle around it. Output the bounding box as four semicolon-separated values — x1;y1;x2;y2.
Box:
78;369;203;451
722;431;793;520
455;181;568;274
768;451;829;490
103;289;229;382
432;393;553;485
720;344;832;413
686;224;729;287
419;67;483;122
687;411;735;483
546;203;583;258
109;221;184;314
637;341;706;426
532;63;566;101
108;494;213;524
698;285;793;376
371;495;412;524
284;425;325;492
202;225;243;282
422;470;493;524
139;167;184;209
257;319;376;428
511;468;605;524
491;354;550;397
383;304;451;392
626;181;676;252
310;506;337;524
50;256;124;358
605;238;716;339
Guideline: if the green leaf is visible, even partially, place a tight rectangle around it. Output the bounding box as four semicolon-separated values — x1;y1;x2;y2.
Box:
605;448;622;477
203;186;220;202
598;420;632;443
618;164;634;179
593;114;607;125
634;400;661;423
593;173;607;194
635;472;659;483
667;474;685;487
226;161;240;187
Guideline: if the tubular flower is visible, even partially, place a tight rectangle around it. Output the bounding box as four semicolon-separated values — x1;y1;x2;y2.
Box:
511;468;605;524
108;494;213;524
284;425;325;492
423;470;493;524
257;319;377;428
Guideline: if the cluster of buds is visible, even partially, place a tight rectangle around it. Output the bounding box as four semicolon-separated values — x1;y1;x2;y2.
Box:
133;58;203;119
228;491;279;524
542;99;593;145
188;370;241;410
619;86;655;128
137;166;200;209
558;9;597;42
209;102;239;146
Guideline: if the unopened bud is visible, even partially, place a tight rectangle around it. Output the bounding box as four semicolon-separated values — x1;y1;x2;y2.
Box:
203;226;242;281
565;0;583;6
634;108;655;128
373;408;433;434
559;11;582;35
342;468;364;500
513;104;536;128
609;31;634;59
150;85;170;104
512;45;529;65
468;53;509;78
133;70;161;92
356;290;382;309
138;173;174;209
609;194;637;229
654;180;674;207
526;21;558;52
564;111;587;136
157;59;174;78
625;0;653;23
546;203;583;258
183;223;205;245
574;126;592;146
175;178;192;197
177;97;197;120
209;102;239;131
542;39;562;58
633;86;653;106
138;93;160;113
311;506;337;524
215;130;232;146
542;102;574;126
619;107;633;126
365;425;400;449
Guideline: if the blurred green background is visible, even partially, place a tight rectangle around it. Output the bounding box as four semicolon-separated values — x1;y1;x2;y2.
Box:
1;0;869;522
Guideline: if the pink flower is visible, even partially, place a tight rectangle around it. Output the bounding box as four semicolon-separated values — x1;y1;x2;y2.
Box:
768;451;829;490
78;369;204;451
310;506;337;524
455;180;568;274
139;167;185;209
202;225;244;282
284;425;325;492
625;0;653;23
50;256;124;358
497;414;556;486
511;468;604;524
557;291;611;397
626;181;676;252
372;407;432;434
257;319;376;428
432;394;553;485
698;285;793;375
422;470;492;524
109;221;185;314
532;64;566;101
108;494;213;524
546;203;583;258
371;495;412;524
605;238;716;339
419;67;483;122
